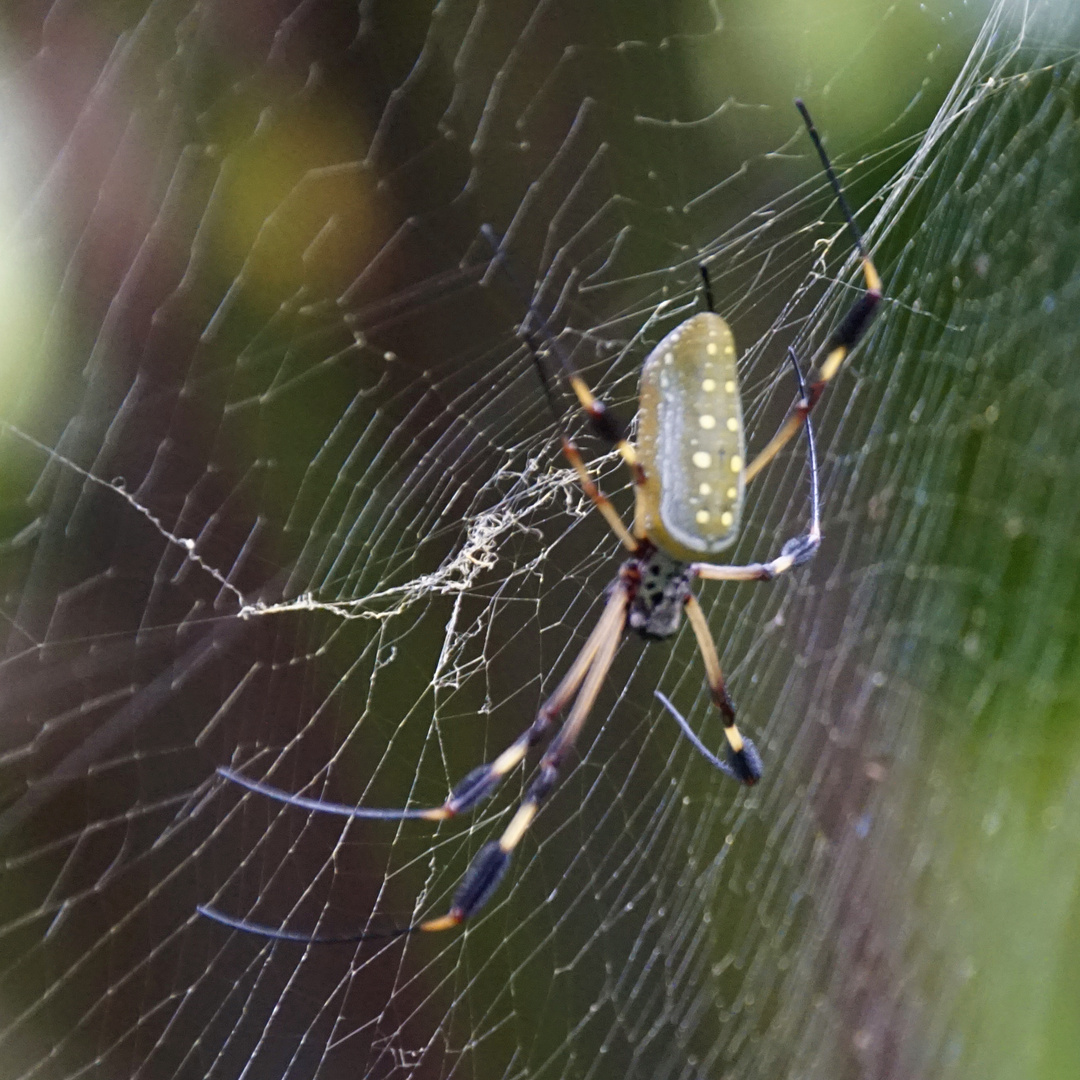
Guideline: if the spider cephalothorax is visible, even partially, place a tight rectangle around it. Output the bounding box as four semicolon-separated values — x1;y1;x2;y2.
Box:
624;545;695;641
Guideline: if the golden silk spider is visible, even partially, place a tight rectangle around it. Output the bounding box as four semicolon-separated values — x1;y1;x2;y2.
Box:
199;100;881;944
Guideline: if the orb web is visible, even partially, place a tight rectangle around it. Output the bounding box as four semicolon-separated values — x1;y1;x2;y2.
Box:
0;2;1077;1079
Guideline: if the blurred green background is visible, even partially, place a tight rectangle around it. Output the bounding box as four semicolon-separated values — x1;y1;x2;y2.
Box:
0;1;1078;1078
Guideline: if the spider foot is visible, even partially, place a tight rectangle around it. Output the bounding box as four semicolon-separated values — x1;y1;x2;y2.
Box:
417;840;513;933
447;763;500;813
728;739;763;785
780;532;820;567
448;840;510;922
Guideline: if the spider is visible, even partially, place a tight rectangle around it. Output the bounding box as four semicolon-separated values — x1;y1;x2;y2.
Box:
198;100;881;944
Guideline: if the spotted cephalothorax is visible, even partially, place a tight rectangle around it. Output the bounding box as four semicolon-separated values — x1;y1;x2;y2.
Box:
198;100;882;946
626;546;695;640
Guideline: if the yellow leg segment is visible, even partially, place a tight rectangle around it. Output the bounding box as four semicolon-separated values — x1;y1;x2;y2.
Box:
568;374;640;472
683;595;743;754
561;436;638;552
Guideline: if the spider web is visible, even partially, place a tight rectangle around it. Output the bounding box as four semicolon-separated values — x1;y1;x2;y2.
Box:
1;1;1079;1078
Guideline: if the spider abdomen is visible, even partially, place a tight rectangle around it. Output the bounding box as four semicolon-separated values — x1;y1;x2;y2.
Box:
637;312;745;562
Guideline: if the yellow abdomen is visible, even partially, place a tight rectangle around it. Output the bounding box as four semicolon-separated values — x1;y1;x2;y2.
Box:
636;312;745;562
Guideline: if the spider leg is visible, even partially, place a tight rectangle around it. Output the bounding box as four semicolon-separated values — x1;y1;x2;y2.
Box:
744;100;882;485
213;585;622;825
653;691;739;782
194;904;410;945
214;767;450;821
679;594;762;784
418;581;629;933
482;224;645;548
198;586;629;943
524;329;638;552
